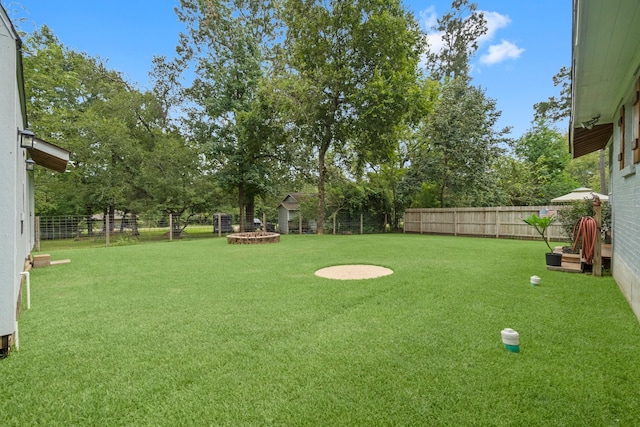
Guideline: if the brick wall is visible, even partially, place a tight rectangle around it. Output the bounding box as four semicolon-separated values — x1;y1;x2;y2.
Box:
610;105;640;320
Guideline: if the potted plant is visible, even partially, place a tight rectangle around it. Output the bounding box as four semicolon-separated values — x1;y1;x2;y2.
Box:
522;213;562;266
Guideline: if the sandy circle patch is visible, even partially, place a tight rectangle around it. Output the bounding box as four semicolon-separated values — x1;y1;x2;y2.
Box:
314;264;394;280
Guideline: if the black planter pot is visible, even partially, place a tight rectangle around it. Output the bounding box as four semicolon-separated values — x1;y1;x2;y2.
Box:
545;252;562;266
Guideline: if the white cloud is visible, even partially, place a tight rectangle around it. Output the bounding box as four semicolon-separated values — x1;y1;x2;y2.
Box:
419;6;446;53
478;11;512;45
426;30;446;54
479;40;525;65
417;7;523;69
419;6;438;31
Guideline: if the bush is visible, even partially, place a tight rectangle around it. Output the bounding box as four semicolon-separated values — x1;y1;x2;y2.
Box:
558;198;611;242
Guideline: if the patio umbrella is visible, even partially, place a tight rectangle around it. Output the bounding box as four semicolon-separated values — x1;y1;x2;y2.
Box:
550;187;609;204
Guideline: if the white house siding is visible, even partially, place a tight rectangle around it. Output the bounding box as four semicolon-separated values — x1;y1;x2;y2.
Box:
0;7;33;341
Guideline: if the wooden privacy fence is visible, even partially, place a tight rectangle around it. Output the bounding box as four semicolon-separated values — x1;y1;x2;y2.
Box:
404;206;568;241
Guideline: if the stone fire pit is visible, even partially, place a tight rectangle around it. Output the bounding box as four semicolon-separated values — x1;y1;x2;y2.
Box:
226;231;280;244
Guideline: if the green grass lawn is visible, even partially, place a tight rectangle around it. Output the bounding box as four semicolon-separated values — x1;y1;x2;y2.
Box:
3;234;640;425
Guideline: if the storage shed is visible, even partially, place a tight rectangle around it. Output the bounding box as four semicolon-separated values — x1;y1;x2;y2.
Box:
277;193;316;234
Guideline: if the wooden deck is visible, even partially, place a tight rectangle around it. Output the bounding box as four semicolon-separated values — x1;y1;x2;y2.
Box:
547;244;611;273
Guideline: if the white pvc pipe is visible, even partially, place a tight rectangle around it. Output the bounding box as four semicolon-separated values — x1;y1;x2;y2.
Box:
20;271;30;309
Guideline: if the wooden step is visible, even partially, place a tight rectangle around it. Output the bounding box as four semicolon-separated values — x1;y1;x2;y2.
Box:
33;254;51;268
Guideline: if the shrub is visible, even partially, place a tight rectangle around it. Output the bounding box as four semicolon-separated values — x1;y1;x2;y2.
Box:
558;198;611;241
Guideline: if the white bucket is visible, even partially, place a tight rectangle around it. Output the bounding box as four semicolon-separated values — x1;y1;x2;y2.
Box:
501;328;520;353
530;275;541;286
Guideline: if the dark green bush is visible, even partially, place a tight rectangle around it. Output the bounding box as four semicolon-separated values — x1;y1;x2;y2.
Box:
558;198;611;242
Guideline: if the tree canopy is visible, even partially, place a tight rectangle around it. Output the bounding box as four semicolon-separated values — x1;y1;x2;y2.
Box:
279;0;425;233
16;0;605;234
22;26;209;225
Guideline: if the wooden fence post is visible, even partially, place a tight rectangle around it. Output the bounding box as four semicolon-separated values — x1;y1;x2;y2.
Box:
299;213;302;235
169;213;173;241
593;197;602;277
454;210;458;236
333;213;336;235
34;216;40;252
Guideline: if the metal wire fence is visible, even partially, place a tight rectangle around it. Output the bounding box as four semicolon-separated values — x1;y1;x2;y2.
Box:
36;214;236;245
34;212;392;249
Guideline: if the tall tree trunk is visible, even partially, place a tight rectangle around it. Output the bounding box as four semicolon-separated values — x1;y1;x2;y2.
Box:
245;195;255;231
109;204;115;234
238;183;245;232
317;98;339;235
439;153;449;208
317;146;327;235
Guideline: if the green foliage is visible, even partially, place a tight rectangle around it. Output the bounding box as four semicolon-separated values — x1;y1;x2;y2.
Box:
363;79;438;228
5;236;640;424
280;0;425;232
523;213;555;252
514;121;578;204
565;149;608;192
409;76;511;207
529;65;608;213
22;26;208;220
558;198;611;241
491;156;535;206
534;66;571;123
176;0;289;230
413;182;441;208
424;0;487;81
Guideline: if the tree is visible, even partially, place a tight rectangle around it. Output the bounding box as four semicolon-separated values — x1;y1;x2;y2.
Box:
492;155;536;206
533;66;571;123
565;150;608;191
410;76;511;207
424;0;487;81
175;0;285;231
365;77;438;228
280;0;425;233
23;25;207;232
23;26;145;218
534;66;607;193
399;0;502;208
514;120;578;204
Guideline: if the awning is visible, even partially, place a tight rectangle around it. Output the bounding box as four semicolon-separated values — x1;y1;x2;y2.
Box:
28;138;70;172
570;123;613;159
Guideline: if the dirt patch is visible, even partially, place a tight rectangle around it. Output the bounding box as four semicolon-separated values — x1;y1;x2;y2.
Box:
314;264;393;280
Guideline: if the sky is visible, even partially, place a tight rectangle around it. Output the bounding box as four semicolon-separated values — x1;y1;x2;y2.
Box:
5;0;571;140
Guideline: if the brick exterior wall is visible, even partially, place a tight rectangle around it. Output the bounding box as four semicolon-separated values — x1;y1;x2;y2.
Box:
610;103;640;320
